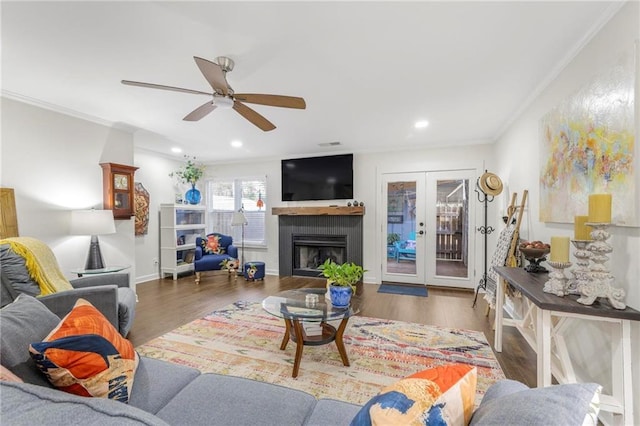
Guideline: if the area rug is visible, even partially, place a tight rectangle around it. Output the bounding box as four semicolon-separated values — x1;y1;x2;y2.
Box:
136;301;504;406
378;283;428;297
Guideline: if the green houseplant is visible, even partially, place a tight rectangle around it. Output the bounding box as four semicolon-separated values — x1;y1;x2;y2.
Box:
318;259;366;307
170;155;206;185
387;233;401;245
170;155;206;204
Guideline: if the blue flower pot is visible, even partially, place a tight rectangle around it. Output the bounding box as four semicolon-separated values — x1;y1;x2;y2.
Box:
329;285;352;307
185;184;201;205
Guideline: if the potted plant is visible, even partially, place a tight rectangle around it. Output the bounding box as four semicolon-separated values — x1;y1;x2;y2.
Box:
387;233;401;245
318;259;366;307
169;155;206;204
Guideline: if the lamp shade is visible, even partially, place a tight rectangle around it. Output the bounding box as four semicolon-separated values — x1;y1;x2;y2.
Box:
70;210;116;235
231;211;248;226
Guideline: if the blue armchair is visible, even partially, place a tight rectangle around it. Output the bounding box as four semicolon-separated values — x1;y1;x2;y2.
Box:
194;233;238;284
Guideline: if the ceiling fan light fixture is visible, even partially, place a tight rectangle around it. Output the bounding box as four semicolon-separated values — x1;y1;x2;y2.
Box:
122;55;305;130
214;96;234;109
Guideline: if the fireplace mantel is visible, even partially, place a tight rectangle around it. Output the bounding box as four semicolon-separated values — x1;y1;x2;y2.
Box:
272;206;364;216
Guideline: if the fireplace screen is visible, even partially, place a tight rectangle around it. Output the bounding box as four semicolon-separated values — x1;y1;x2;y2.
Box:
292;235;347;277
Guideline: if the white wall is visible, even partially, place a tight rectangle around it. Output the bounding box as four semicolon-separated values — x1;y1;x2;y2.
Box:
0;97;136;289
494;3;639;423
133;142;185;283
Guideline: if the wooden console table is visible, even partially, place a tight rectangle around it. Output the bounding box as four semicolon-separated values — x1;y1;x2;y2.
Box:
494;266;640;426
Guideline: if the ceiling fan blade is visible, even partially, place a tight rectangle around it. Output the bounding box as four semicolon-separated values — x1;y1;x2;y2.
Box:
183;101;217;121
233;94;306;109
233;101;276;131
194;56;229;96
121;80;212;96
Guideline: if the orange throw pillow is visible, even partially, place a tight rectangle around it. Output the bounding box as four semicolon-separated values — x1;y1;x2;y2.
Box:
351;364;477;425
29;298;138;403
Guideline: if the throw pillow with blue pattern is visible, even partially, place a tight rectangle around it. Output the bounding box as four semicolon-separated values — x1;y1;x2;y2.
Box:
351;364;477;426
29;298;139;403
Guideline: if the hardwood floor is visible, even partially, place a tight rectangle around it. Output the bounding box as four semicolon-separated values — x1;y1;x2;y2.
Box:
385;258;469;277
129;272;537;387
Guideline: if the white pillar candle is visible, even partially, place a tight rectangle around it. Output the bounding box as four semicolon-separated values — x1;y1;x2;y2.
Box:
550;236;570;263
588;193;612;223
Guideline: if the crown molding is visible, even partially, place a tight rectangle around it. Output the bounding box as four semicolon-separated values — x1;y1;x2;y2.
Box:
1;89;137;133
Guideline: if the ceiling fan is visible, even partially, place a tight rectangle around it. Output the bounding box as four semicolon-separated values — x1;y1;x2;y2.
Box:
122;56;306;131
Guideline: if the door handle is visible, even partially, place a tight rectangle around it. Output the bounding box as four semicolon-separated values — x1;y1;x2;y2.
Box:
419;222;424;227
419;230;424;235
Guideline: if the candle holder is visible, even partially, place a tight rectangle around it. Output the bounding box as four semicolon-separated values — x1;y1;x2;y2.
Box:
569;240;591;295
544;261;572;297
578;223;626;309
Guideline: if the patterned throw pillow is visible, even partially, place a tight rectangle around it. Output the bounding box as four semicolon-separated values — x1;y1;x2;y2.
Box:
351;364;477;426
29;298;139;403
201;234;225;255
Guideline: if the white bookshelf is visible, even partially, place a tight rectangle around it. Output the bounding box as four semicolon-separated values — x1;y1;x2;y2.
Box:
160;204;206;280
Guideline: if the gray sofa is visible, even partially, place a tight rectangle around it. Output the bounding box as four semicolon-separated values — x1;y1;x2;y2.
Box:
0;295;601;426
0;242;136;336
0;294;361;426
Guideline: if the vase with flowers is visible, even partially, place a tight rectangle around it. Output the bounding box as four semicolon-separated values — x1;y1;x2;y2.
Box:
170;155;206;205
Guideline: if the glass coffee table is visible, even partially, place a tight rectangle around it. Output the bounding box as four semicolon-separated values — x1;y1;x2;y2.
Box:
262;288;361;378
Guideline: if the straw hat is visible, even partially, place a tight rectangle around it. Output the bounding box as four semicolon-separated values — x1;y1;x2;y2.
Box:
478;172;503;196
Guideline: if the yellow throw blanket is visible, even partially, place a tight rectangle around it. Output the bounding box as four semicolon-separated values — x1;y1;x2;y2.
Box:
0;237;73;296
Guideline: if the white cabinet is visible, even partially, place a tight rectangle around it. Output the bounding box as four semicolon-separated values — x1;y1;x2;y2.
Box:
160;204;206;280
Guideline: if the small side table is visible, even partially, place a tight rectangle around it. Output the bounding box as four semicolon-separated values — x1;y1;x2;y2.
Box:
262;288;360;377
71;265;130;278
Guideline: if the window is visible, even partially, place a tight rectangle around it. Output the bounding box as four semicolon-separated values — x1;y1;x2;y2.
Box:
206;177;267;246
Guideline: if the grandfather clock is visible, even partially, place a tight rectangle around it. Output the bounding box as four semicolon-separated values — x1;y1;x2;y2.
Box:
100;163;139;219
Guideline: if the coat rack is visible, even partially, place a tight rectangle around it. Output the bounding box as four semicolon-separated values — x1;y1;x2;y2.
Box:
472;171;504;308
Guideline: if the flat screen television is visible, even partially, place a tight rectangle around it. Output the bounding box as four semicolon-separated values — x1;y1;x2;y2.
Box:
282;154;353;201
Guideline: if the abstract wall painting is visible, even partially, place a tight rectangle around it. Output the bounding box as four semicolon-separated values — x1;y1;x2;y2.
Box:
539;48;637;226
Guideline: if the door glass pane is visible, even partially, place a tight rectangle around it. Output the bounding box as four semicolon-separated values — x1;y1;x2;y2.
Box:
435;179;468;278
386;181;416;275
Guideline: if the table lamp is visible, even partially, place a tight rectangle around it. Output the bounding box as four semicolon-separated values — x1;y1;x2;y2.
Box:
70;209;116;270
231;208;248;274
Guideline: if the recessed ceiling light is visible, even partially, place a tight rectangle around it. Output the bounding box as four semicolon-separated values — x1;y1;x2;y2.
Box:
414;120;429;129
171;147;183;153
231;140;243;148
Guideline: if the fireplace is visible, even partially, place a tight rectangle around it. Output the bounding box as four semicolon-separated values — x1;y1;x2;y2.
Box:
276;211;363;277
293;235;347;277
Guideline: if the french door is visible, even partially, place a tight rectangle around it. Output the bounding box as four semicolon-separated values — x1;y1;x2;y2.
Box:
382;170;475;289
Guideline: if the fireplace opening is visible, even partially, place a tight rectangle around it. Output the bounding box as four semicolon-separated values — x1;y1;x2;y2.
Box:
293;235;347;277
